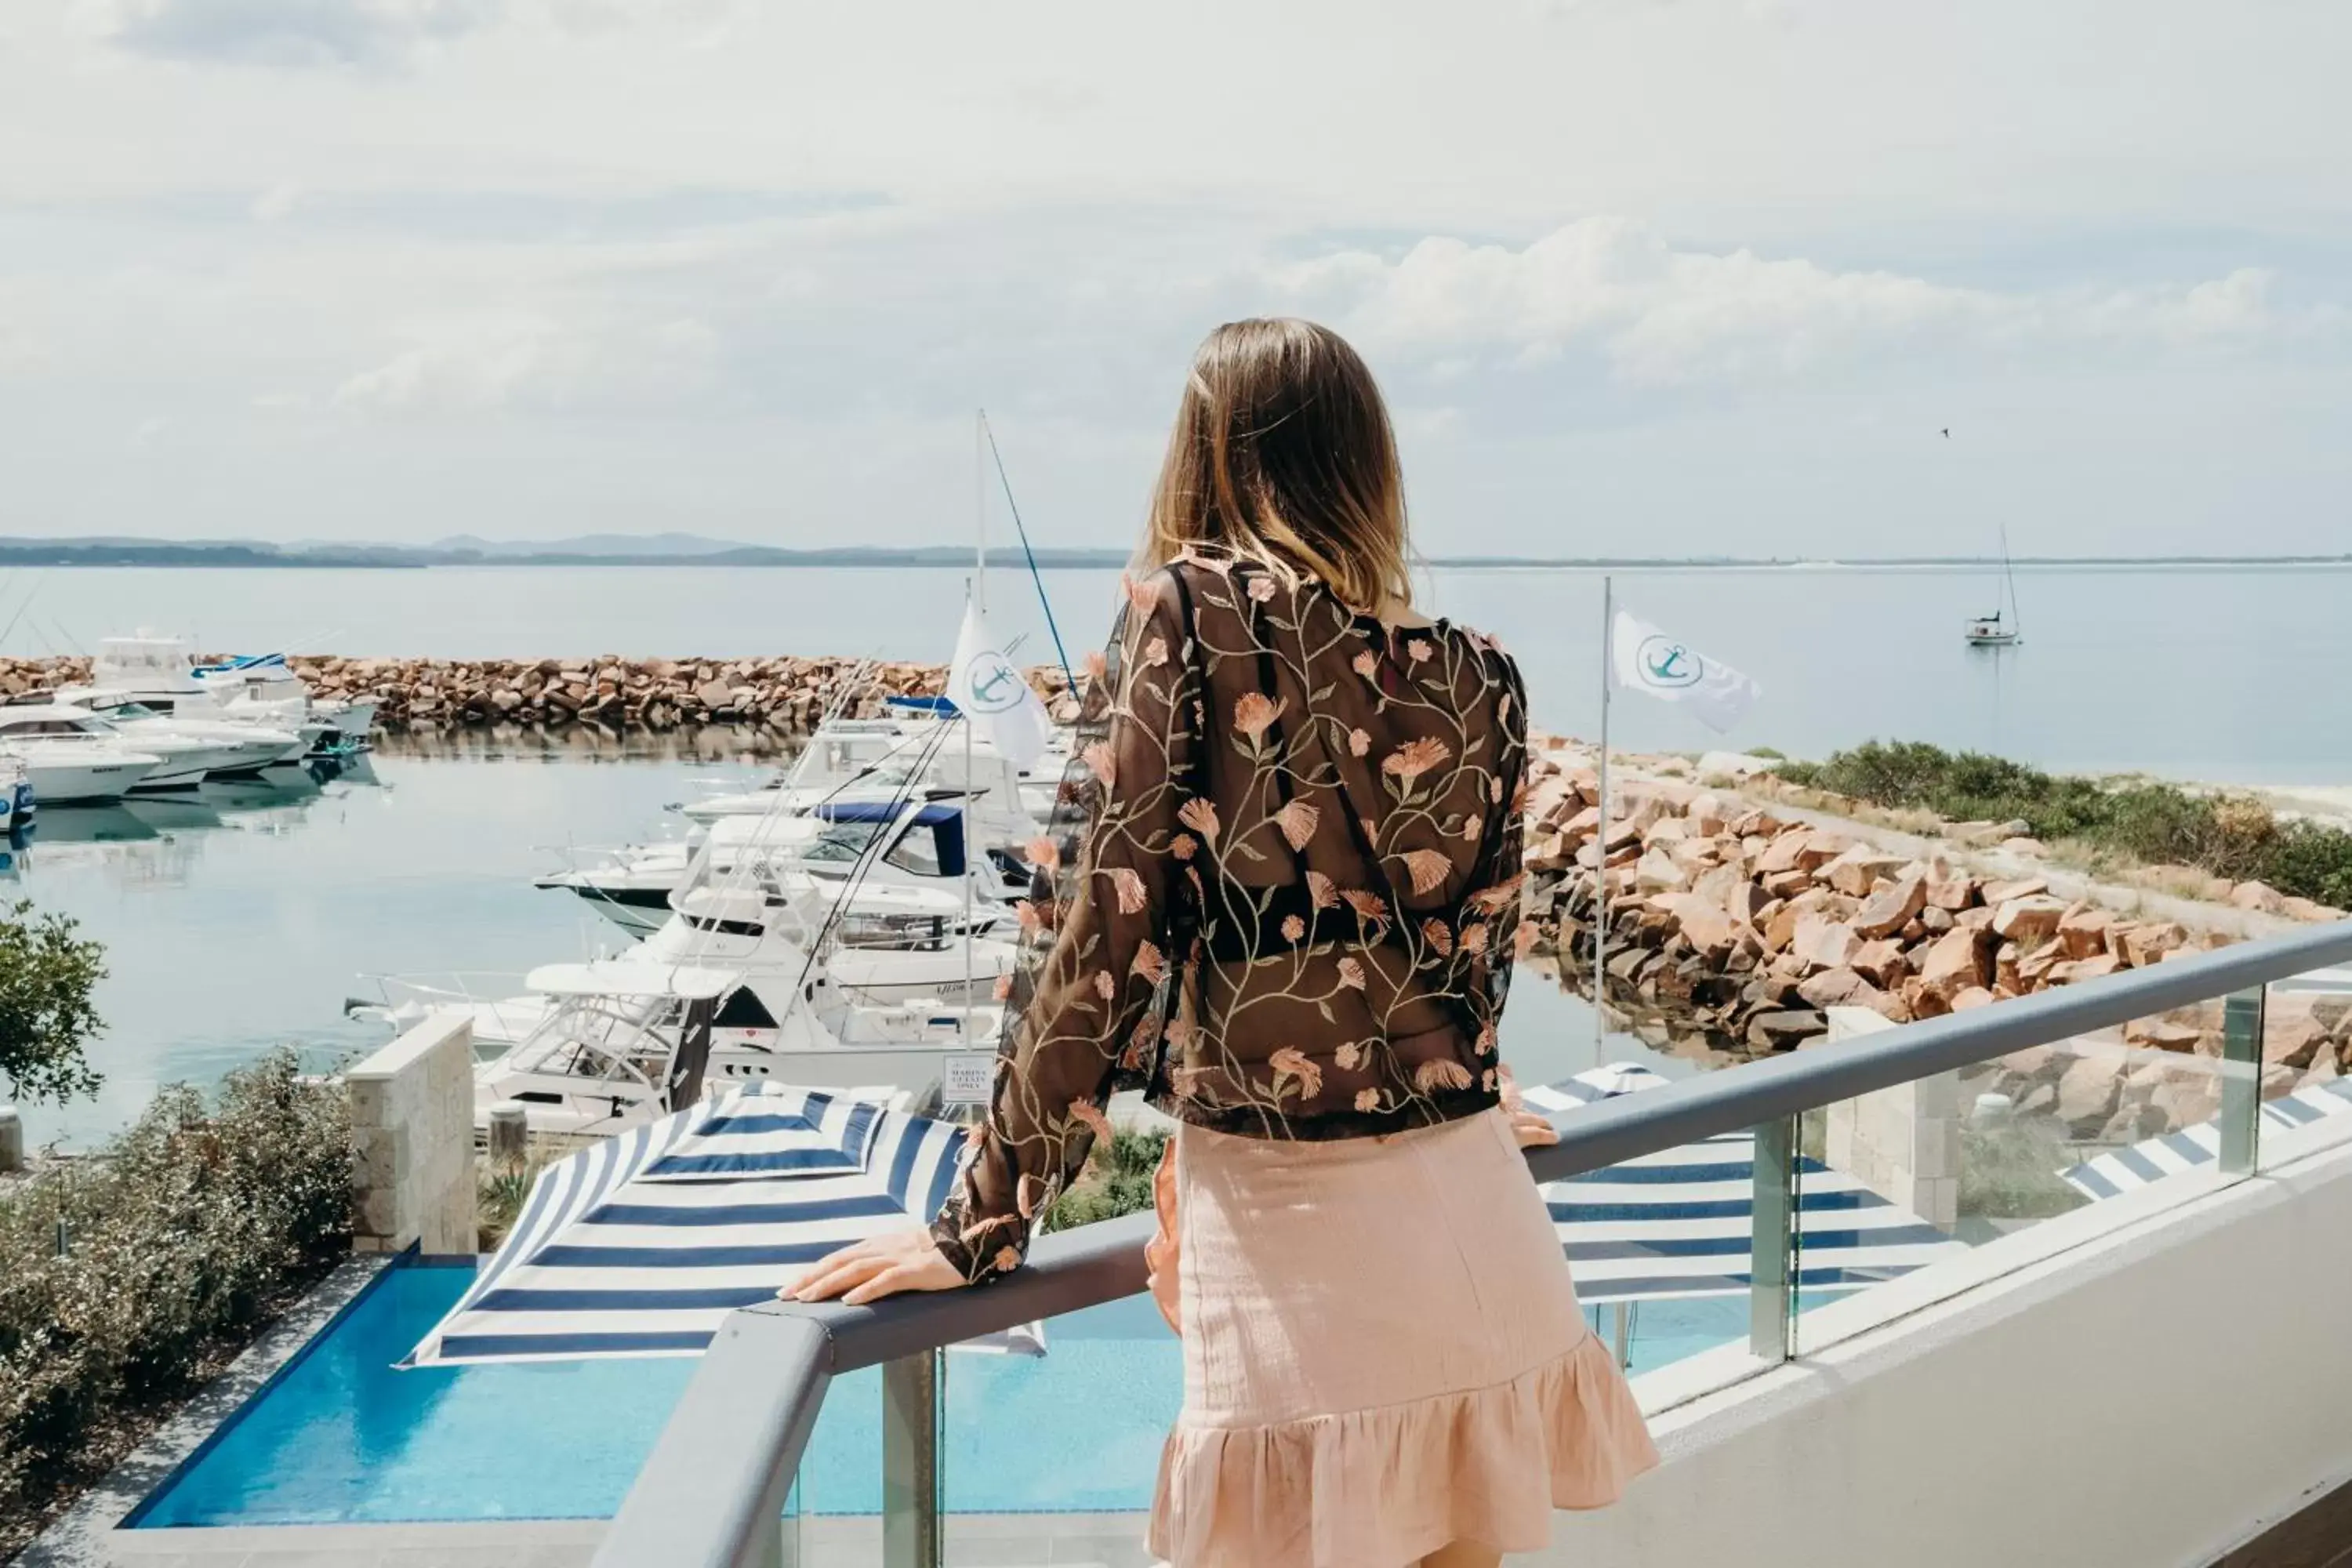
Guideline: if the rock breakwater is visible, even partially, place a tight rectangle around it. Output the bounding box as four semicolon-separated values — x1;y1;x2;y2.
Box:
0;654;1069;735
1518;742;2350;1081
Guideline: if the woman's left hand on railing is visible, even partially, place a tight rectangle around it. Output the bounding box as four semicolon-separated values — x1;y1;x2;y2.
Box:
785;1229;967;1305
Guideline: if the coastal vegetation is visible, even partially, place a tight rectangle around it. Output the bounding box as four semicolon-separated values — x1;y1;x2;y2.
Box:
1045;1129;1169;1231
0;902;108;1106
1772;741;2352;910
0;1052;351;1556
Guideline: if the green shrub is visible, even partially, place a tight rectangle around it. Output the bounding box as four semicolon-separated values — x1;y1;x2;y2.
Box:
1776;740;2352;909
1042;1129;1169;1232
0;901;107;1105
0;1051;350;1549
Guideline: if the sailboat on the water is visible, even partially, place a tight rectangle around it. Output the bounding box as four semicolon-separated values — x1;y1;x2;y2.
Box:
1966;526;2024;648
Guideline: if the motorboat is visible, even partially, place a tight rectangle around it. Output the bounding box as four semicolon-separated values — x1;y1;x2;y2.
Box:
69;696;305;774
355;896;1006;1138
682;717;1047;850
0;701;217;791
883;690;1078;816
193;651;379;741
537;797;1029;941
66;633;366;752
0;703;172;803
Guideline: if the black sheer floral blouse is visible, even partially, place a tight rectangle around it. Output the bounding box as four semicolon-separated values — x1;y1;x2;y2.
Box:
931;554;1533;1284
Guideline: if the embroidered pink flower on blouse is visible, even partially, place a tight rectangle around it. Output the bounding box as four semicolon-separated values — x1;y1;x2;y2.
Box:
1247;575;1278;603
1144;636;1169;668
1275;799;1320;851
1337;956;1367;990
1352;650;1379;680
1382;735;1452;782
1171;832;1198;862
1232;691;1284;742
1123;574;1158;615
1177;797;1220;840
1132;940;1166;985
1401;848;1453;895
1068;1098;1112;1146
1279;914;1305;942
1334;1041;1363;1069
1414;1059;1474;1094
1081;742;1116;786
1407;639;1432;663
1341;889;1388;930
1355;1088;1381;1112
1106;866;1147;914
1093;971;1115;1001
1024;835;1061;872
1269;1047;1323;1099
1306;869;1339;909
1348;727;1371;757
1421;918;1454;956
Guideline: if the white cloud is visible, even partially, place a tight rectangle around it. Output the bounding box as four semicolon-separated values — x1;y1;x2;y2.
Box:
330;312;718;413
83;0;749;67
1279;220;2318;389
249;182;302;222
88;0;500;67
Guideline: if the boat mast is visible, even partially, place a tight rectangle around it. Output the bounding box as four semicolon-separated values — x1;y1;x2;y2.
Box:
964;409;985;1028
2000;524;2022;634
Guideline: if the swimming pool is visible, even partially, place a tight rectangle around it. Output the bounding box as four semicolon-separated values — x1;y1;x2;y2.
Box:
132;1256;1769;1526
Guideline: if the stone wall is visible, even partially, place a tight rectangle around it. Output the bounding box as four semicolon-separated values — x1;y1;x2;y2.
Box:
1519;748;2347;1058
348;1011;477;1255
1818;1006;1961;1231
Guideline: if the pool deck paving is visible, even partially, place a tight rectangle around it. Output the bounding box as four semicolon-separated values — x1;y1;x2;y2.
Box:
46;1514;1163;1566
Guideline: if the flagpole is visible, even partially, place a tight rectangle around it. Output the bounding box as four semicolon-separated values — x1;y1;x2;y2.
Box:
1594;574;1613;1057
975;408;988;615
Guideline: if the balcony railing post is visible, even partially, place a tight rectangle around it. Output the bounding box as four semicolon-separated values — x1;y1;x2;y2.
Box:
2220;985;2267;1176
1749;1115;1796;1362
882;1349;942;1568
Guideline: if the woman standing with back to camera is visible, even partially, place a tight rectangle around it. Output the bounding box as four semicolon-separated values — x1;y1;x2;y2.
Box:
793;318;1657;1566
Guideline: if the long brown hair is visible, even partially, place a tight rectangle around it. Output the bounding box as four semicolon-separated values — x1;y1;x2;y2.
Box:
1138;318;1412;615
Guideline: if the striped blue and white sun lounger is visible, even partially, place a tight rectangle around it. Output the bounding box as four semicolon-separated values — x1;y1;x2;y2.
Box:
1527;1065;1969;1305
405;1083;1038;1367
2060;1074;2352;1202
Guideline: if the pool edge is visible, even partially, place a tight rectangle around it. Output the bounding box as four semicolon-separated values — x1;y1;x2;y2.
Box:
13;1252;395;1567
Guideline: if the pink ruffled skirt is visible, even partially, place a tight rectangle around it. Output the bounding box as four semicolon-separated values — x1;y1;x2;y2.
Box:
1148;1109;1657;1568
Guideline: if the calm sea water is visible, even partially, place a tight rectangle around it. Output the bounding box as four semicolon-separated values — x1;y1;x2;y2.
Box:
4;561;2343;782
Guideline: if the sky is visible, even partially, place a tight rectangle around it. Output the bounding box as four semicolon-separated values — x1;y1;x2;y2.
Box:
2;0;2348;559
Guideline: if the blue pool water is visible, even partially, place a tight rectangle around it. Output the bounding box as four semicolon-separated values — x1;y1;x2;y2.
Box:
132;1258;1781;1526
132;1258;1185;1526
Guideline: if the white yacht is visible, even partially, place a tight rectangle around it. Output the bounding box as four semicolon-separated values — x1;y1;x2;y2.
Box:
537;797;1028;941
359;891;1006;1138
65;634;367;750
0;701;239;791
0;706;178;802
71;697;305;775
683;718;1047;851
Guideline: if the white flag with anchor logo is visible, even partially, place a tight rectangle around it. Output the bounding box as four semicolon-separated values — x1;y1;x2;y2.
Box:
946;601;1055;769
1610;610;1760;734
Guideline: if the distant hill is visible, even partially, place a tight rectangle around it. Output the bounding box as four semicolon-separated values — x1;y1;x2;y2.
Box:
426;532;760;559
0;535;2347;571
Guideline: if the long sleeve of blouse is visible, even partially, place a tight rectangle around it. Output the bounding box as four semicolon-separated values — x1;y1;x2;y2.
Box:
930;571;1199;1283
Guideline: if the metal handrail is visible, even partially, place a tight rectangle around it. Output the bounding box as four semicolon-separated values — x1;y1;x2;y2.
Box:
592;917;2352;1568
